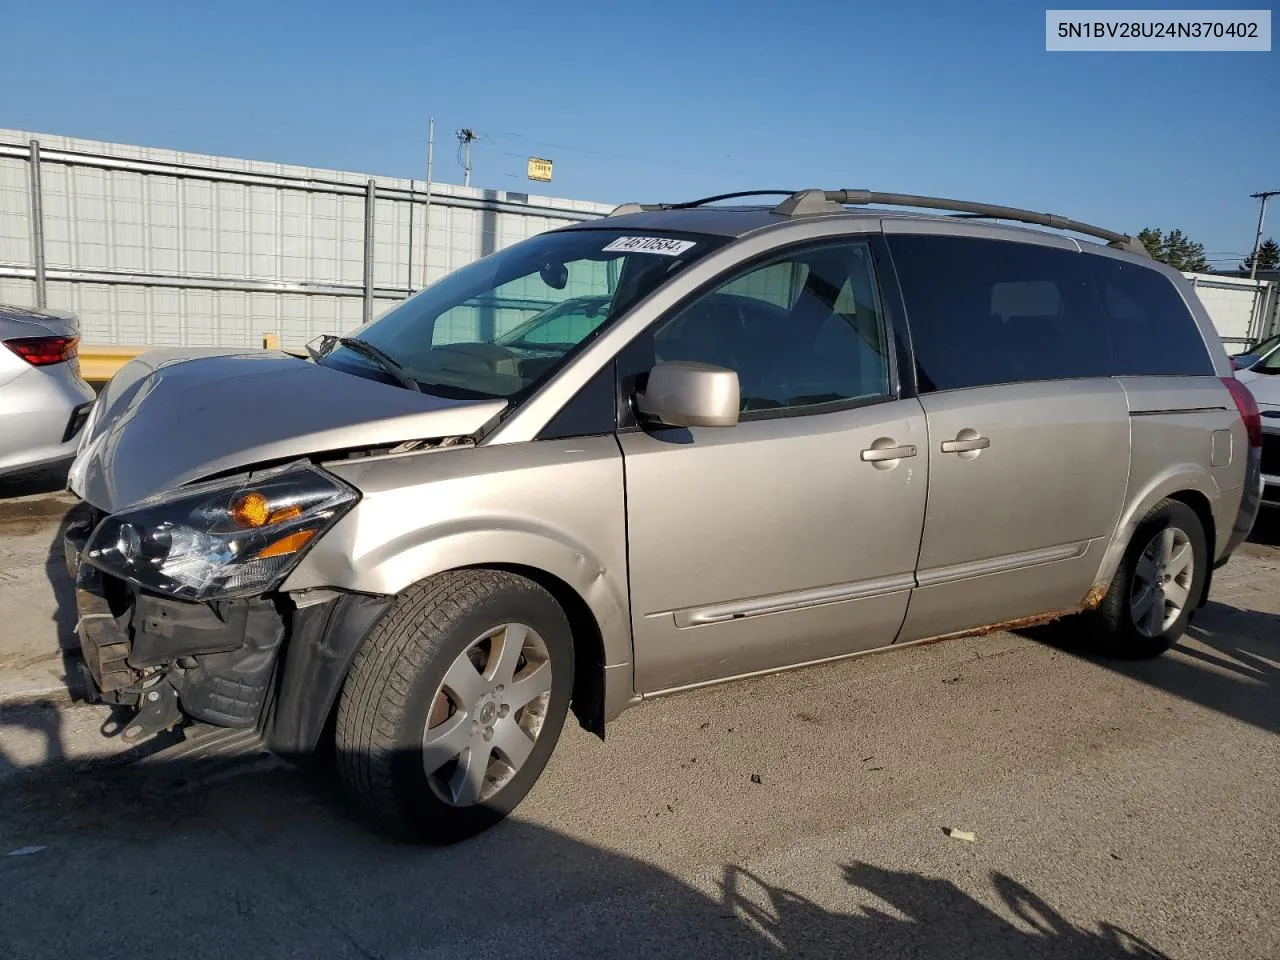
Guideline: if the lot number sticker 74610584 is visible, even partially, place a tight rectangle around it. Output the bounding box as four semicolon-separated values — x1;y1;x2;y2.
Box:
601;236;697;256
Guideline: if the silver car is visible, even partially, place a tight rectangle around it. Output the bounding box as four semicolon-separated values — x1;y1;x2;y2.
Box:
0;304;97;478
1230;331;1280;371
62;190;1263;843
1233;344;1280;506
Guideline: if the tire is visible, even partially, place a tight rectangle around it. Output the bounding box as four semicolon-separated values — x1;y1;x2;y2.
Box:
335;569;574;844
1091;499;1208;659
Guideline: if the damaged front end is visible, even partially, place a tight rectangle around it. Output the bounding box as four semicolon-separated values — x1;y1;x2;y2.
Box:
65;536;288;741
63;460;360;744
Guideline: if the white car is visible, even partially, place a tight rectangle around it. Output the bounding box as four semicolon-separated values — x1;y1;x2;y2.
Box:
1234;344;1280;507
0;303;97;478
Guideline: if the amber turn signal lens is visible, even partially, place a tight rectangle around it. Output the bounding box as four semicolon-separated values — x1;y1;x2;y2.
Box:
229;491;271;528
268;504;303;523
255;528;316;559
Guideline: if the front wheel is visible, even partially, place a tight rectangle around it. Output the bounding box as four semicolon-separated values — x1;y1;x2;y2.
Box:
335;570;574;843
1090;499;1208;659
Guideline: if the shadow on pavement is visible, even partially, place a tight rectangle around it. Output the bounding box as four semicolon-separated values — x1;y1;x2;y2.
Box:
1025;605;1279;738
1016;503;1279;735
0;749;1168;960
0;462;71;501
44;504;90;702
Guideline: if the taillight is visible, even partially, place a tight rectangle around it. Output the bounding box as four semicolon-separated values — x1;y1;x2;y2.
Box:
3;335;79;367
1222;376;1262;448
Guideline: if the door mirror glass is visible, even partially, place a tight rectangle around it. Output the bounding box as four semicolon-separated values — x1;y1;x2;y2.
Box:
635;362;740;428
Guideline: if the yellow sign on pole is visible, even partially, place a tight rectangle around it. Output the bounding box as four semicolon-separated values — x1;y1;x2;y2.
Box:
527;157;553;182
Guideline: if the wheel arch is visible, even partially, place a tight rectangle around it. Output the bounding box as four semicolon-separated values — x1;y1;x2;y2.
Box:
269;534;632;757
1090;466;1220;609
1164;488;1216;608
482;561;610;738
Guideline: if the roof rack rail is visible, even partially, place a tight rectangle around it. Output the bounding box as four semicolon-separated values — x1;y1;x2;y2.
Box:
607;190;799;218
770;189;1149;257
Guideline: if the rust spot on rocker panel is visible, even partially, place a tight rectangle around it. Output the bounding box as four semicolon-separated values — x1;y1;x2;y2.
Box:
919;584;1108;646
1081;581;1109;611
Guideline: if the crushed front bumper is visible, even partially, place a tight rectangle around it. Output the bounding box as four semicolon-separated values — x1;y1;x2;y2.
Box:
63;518;289;741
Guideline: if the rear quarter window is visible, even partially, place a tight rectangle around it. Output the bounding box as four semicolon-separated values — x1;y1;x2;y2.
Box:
1086;256;1215;377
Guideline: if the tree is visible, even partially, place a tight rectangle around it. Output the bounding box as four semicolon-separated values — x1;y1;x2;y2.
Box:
1243;238;1280;272
1138;227;1209;273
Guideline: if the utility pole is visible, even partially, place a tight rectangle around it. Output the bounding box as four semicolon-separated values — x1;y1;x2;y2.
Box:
457;128;477;187
423;117;435;289
1248;190;1280;280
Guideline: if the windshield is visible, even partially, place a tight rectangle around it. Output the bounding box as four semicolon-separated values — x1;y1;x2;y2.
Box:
320;228;727;399
1254;338;1280;374
1241;333;1280;365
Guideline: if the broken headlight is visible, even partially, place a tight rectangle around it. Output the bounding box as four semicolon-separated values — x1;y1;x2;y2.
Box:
84;462;358;601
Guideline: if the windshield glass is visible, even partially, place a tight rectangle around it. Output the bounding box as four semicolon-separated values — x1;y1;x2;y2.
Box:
1255;338;1280;374
320;228;727;398
1237;333;1280;366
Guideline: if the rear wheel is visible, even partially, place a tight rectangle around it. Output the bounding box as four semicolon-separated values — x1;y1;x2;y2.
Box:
1091;499;1207;659
335;569;573;843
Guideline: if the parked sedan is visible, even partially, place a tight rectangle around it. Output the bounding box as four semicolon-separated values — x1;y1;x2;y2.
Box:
0;304;97;478
1231;332;1280;371
1235;348;1280;507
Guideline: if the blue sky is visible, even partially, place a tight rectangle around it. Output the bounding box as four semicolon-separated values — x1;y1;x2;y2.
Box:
3;0;1276;264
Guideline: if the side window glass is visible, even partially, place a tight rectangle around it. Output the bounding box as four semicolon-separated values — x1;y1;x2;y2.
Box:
1087;257;1215;376
887;234;1109;391
649;242;890;415
717;260;808;310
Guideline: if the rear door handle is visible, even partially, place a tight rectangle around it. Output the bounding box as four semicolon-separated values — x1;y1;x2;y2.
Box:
940;436;990;453
860;444;917;462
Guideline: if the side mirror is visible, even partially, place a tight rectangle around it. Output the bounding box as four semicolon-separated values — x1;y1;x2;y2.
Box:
635;361;740;428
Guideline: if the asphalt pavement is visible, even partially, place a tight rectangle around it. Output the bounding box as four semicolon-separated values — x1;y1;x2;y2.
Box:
0;508;1277;960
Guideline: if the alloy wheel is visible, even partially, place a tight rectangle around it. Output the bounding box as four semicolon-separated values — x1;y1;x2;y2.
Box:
421;622;553;806
1129;527;1194;639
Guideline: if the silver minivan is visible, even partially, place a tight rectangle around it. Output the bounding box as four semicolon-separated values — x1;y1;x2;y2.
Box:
63;190;1264;843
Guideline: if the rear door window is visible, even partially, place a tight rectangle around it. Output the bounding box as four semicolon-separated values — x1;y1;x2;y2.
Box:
887;234;1109;391
1087;257;1215;376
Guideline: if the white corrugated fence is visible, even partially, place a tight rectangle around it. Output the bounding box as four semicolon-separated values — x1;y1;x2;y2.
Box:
0;128;614;350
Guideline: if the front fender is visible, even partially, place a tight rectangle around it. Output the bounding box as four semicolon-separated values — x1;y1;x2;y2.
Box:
312;520;630;666
282;437;632;672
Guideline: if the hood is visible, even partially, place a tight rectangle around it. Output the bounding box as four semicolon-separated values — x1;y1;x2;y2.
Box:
1236;368;1280;408
69;348;507;512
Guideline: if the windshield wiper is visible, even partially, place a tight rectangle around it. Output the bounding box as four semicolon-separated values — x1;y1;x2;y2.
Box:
333;336;422;392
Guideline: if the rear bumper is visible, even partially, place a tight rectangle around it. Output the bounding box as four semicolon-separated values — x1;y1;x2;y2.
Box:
0;364;96;477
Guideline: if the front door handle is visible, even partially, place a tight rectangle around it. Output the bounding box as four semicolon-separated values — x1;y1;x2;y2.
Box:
860;443;918;462
940;436;990;453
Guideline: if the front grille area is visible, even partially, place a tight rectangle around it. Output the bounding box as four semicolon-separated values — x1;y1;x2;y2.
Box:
1263;431;1280;478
